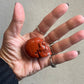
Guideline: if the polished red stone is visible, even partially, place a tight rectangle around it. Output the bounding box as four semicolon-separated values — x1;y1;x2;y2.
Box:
25;37;52;58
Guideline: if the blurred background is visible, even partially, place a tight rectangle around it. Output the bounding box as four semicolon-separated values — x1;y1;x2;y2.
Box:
0;0;84;84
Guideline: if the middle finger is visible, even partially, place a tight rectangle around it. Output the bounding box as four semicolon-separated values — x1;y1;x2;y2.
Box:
45;15;84;44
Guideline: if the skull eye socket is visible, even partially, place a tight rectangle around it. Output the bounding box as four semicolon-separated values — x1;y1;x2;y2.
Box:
35;52;37;54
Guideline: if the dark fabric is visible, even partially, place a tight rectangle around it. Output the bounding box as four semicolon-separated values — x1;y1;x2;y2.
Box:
0;58;18;84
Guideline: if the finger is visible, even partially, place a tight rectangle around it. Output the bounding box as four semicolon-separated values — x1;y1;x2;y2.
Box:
45;15;84;44
6;2;25;37
48;51;78;66
38;51;78;69
50;30;84;54
33;3;69;35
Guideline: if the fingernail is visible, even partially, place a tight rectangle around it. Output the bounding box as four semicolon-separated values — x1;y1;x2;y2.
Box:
66;3;69;6
77;51;80;55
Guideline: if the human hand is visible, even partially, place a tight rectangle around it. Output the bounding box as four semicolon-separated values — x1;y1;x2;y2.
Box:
0;3;84;80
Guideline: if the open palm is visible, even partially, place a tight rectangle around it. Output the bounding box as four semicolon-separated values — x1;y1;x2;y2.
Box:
0;3;84;80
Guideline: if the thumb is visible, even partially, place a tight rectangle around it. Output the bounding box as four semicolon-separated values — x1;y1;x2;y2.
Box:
6;2;25;37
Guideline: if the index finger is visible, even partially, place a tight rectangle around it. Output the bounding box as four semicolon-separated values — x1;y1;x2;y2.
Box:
33;3;69;35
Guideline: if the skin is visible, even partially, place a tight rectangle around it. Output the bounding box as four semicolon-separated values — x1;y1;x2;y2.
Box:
0;3;84;80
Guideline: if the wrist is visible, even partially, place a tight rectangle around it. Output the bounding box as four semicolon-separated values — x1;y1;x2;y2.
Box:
0;48;14;69
0;47;26;80
0;58;18;83
0;48;20;80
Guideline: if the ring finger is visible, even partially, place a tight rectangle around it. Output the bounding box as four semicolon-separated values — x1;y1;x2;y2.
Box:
50;30;84;55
